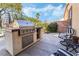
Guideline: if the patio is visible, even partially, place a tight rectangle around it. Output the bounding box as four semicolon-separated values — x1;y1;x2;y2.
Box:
1;33;79;56
0;33;66;56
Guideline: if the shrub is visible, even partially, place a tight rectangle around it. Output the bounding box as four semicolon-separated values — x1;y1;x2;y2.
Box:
47;22;58;32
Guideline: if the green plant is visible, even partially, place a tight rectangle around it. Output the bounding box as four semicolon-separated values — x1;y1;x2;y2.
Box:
0;3;22;27
35;12;40;20
47;22;58;32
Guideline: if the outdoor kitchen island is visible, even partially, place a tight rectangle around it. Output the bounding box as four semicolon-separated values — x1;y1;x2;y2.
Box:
5;20;43;56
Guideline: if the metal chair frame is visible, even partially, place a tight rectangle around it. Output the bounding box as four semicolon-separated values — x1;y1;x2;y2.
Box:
58;27;79;53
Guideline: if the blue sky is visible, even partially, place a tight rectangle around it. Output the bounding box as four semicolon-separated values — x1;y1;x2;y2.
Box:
22;3;66;22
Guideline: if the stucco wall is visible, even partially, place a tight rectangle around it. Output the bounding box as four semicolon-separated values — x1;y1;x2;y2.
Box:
72;3;79;37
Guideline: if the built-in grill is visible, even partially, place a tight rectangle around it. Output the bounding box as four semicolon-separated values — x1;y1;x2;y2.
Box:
5;20;37;55
16;20;35;48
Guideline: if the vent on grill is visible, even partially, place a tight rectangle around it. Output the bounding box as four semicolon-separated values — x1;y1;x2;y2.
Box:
22;35;33;48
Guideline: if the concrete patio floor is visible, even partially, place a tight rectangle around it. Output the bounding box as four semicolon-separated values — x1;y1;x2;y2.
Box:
0;33;73;56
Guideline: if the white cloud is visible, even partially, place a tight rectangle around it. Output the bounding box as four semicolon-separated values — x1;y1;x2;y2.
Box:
22;7;36;17
43;4;55;11
22;4;65;20
52;5;65;18
56;4;63;10
60;18;64;21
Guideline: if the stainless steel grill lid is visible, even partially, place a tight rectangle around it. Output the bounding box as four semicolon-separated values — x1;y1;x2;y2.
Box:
16;20;34;27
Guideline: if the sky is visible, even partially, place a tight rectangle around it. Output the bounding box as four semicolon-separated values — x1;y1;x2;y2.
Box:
22;3;66;22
